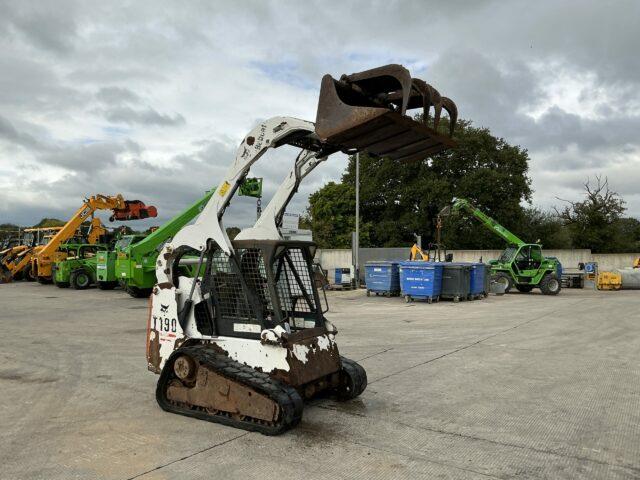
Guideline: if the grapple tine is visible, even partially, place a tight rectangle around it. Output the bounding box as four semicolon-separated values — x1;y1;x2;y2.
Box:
410;79;442;129
441;97;458;137
315;64;458;161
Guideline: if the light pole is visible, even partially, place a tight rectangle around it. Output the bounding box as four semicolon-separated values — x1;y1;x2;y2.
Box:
355;152;360;288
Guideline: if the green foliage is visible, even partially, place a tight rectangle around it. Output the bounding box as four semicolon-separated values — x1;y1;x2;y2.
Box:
557;177;639;253
226;226;241;240
33;218;65;228
307;181;372;248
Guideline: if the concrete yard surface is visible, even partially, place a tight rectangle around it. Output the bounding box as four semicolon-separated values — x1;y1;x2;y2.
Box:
1;283;639;479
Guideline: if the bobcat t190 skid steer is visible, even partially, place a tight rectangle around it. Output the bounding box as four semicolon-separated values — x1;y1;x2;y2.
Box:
146;64;458;434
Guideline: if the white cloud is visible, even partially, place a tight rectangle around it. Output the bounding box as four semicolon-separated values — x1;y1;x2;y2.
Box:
0;0;639;230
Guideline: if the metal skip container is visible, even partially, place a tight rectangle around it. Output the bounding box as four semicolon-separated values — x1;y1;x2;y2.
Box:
440;263;471;302
365;261;400;297
399;261;443;303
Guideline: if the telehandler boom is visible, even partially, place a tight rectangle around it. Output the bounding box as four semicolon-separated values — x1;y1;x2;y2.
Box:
147;64;458;434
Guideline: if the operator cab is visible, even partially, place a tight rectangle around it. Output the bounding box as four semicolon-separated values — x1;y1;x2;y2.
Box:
513;244;543;273
188;240;327;339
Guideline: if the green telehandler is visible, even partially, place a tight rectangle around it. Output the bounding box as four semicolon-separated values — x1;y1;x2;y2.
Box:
446;198;562;295
96;190;214;297
53;243;109;289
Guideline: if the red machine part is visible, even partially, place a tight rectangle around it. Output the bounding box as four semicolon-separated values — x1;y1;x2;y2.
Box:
109;200;158;222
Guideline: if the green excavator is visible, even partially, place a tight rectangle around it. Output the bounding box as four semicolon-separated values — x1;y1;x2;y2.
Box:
445;198;561;295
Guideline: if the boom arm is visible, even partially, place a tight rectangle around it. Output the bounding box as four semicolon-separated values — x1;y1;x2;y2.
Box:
450;198;525;246
129;190;215;257
36;195;125;261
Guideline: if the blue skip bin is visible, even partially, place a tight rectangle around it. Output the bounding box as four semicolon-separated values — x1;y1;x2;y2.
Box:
467;263;487;299
365;261;400;297
400;261;443;303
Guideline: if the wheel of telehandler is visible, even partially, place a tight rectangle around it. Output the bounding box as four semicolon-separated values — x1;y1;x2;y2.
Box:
493;272;512;294
515;284;533;293
539;274;561;296
97;281;118;290
70;269;92;290
23;265;36;282
335;357;367;400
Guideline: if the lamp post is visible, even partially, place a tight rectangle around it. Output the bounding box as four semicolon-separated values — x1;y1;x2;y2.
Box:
355;152;360;288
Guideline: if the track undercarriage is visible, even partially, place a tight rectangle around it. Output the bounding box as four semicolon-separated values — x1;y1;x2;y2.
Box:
156;343;366;434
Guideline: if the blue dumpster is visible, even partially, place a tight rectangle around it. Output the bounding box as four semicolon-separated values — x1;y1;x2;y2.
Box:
334;268;351;287
365;261;400;297
399;261;443;303
468;263;486;299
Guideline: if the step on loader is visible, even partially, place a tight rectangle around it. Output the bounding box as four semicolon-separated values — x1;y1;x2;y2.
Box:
146;64;457;434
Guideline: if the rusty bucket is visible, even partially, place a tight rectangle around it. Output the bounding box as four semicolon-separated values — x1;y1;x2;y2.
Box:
315;64;457;161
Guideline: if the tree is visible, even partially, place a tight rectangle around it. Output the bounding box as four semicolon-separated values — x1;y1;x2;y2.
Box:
226;226;241;240
556;176;628;253
308;119;532;248
33;218;65;228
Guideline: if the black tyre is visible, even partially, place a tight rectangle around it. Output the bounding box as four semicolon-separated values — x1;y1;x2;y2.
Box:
70;269;92;290
37;276;53;284
335;357;367;400
539;273;561;296
23;265;36;282
493;272;513;293
97;281;118;290
515;284;533;293
126;285;152;298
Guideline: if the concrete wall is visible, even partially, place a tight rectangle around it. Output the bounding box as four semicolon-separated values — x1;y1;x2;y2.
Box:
315;247;640;281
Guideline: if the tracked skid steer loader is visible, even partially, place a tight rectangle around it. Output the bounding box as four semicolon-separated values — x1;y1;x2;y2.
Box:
146;64;458;434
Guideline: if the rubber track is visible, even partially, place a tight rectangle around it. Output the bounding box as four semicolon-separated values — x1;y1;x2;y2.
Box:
156;344;304;435
338;356;367;400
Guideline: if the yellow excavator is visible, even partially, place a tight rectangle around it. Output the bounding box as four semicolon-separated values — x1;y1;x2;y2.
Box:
0;227;64;281
409;244;430;261
30;194;157;283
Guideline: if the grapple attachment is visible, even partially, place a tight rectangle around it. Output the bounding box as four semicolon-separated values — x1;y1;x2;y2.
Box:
315;64;457;161
109;200;158;222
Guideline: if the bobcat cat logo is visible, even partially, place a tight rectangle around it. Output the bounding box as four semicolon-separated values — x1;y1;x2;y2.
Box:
160;304;169;313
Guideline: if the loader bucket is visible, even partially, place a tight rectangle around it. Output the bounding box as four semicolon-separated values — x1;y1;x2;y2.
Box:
315;64;457;161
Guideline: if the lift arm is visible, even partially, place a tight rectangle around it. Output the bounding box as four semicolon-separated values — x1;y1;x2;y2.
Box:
449;198;526;246
236;150;325;241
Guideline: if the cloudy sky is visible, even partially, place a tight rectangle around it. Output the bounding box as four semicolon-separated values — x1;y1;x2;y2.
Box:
1;0;639;230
